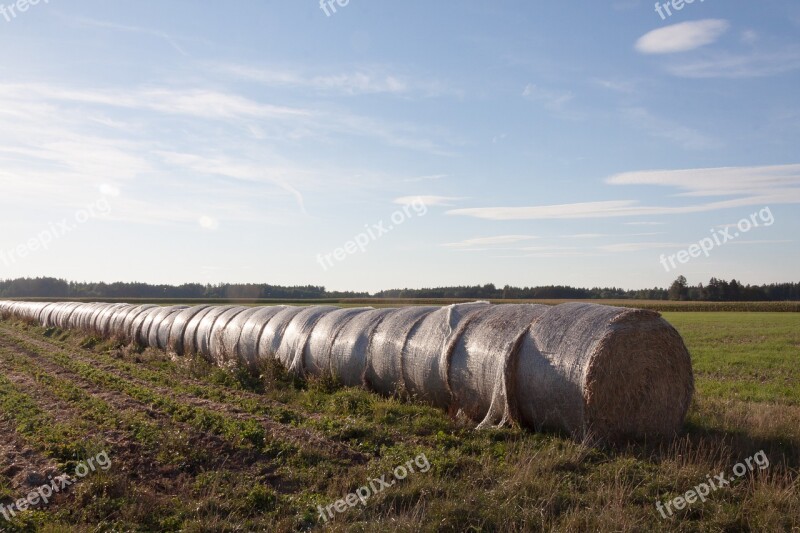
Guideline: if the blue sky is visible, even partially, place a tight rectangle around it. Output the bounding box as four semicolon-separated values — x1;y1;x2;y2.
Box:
0;0;798;293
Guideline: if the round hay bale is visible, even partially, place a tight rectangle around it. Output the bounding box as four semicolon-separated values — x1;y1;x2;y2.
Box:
365;306;438;397
237;306;288;368
167;305;211;355
207;306;251;365
194;306;244;359
153;307;189;351
303;307;375;380
215;307;266;366
180;306;220;356
130;306;163;345
96;304;130;336
275;306;339;373
329;308;394;387
515;303;694;441
146;306;189;349
449;304;548;426
256;306;307;364
56;303;83;329
118;305;157;341
402;302;491;407
94;304;129;335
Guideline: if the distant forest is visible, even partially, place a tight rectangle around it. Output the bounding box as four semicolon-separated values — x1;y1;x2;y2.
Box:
1;276;798;301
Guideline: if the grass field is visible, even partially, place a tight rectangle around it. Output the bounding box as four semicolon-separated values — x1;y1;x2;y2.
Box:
0;310;798;531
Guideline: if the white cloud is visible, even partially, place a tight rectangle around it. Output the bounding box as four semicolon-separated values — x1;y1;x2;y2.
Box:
607;164;800;197
522;84;574;110
447;164;800;221
443;235;538;248
665;46;800;78
219;64;457;97
393;195;464;207
622;107;721;150
635;19;729;54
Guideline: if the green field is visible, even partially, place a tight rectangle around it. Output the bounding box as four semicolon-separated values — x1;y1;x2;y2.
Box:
0;310;797;531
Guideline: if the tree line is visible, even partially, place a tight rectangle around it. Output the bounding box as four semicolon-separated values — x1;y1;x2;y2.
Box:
1;277;798;301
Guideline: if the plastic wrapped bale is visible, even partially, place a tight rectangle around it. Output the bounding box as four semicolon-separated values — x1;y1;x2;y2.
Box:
365;306;438;397
254;306;306;365
86;304;113;333
236;307;288;369
515;303;694;441
328;308;395;387
449;304;549;427
106;304;136;334
194;306;246;359
155;307;191;351
75;303;101;331
303;307;375;380
180;306;223;356
69;303;91;330
275;306;339;373
37;303;59;327
402;302;491;408
146;306;189;349
207;306;252;365
167;306;212;355
116;305;157;341
57;303;83;330
88;303;113;334
212;307;265;366
94;304;129;336
130;307;164;345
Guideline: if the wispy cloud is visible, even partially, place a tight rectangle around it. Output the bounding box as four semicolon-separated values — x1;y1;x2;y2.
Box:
70;16;191;56
219;64;457;97
607;164;800;196
446;164;800;221
665;46;800;78
394;195;464;207
443;235;538;248
636;19;729;54
622;107;721;150
522;84;574;110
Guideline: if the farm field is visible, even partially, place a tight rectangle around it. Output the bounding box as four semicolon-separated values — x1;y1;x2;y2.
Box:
0;310;797;532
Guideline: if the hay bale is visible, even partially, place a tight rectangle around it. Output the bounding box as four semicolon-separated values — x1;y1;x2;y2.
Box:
275;306;339;373
193;306;245;358
515;303;693;440
236;306;288;368
364;306;438;396
167;305;211;355
214;307;266;366
302;307;374;380
146;306;189;348
449;304;548;426
180;306;219;356
255;306;306;364
56;303;83;329
115;305;157;341
94;304;129;335
402;302;491;407
207;307;251;364
130;306;163;345
328;308;394;387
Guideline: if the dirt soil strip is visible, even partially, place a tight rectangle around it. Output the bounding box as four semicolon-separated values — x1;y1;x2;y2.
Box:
0;326;368;466
0;348;197;488
0;337;285;488
0;415;63;500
